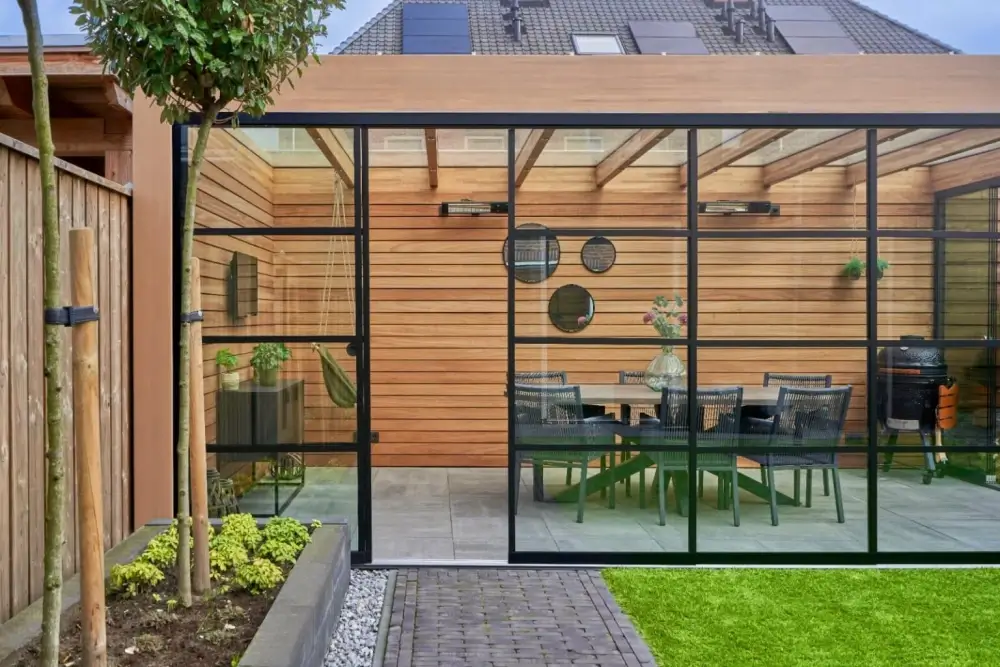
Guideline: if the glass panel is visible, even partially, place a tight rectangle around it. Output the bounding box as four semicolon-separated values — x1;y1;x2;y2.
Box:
513;344;690;554
876;237;935;340
219;126;355;168
697;237;867;339
696;127;867;232
194;234;357;338
204;342;358;446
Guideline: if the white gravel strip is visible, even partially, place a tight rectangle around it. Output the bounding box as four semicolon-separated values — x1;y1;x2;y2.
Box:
325;570;390;667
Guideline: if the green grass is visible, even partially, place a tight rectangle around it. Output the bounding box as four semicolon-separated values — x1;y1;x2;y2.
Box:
602;568;1000;667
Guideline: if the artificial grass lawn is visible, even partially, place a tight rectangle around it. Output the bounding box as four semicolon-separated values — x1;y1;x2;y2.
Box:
602;568;999;667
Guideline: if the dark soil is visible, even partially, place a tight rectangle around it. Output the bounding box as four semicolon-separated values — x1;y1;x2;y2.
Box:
13;572;286;667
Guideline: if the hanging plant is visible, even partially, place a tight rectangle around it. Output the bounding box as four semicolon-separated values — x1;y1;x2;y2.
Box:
842;256;865;281
875;257;891;280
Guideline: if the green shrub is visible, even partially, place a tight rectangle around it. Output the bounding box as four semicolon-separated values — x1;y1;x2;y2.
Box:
141;523;181;570
256;538;300;565
235;558;284;595
109;561;165;598
261;517;310;552
210;534;250;578
220;513;263;551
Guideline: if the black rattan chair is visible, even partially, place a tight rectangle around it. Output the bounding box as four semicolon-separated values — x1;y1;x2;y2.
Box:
637;387;744;526
513;384;614;523
760;373;834;497
743;386;852;526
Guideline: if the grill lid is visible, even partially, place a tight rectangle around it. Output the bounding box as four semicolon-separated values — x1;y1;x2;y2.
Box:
877;335;946;373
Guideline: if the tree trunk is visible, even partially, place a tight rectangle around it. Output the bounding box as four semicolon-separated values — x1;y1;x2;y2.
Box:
176;111;217;607
16;1;67;665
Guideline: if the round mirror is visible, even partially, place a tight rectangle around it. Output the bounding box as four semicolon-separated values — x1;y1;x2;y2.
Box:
548;284;595;333
581;236;616;273
503;223;560;284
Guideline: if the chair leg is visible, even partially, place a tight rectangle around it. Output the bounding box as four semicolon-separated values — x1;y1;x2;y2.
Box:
731;467;741;527
760;466;767;485
576;460;588;524
657;465;667;527
766;466;779;526
823;469;830;496
716;472;725;511
805;469;813;508
698;469;705;498
831;467;845;524
608;451;616;510
600;456;607;500
639;468;646;509
565;466;572;486
624;450;632;497
514;455;522;515
793;469;801;506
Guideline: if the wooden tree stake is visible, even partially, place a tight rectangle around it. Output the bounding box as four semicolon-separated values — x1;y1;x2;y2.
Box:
71;228;107;666
189;258;211;593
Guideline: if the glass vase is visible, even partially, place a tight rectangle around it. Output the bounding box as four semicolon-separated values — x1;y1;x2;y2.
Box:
644;346;686;391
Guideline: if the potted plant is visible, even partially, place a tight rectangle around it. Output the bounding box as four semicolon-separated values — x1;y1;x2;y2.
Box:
842;256;865;280
642;294;688;390
875;257;891;280
215;348;241;391
250;343;292;387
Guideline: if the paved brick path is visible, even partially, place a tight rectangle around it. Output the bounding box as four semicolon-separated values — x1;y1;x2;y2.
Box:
382;569;656;667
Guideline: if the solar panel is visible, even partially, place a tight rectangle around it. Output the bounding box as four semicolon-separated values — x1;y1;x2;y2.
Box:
634;36;710;55
402;18;470;36
629;21;697;39
402;34;472;54
401;2;469;21
783;36;862;54
763;6;834;22
775;20;850;38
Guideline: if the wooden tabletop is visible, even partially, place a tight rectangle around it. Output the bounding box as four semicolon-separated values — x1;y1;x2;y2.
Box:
578;384;782;406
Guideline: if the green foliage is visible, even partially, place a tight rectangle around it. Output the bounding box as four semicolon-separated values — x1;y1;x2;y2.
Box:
256;538;300;565
71;0;345;123
141;522;182;569
876;257;891;273
109;560;165;597
644;294;687;342
842;255;865;278
166;598;179;613
235;558;284;595
261;516;311;551
215;348;239;370
250;343;292;373
209;534;250;578
310;519;323;532
220;513;263;551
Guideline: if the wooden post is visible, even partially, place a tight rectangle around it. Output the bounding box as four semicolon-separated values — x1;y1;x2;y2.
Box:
71;228;106;666
189;258;211;593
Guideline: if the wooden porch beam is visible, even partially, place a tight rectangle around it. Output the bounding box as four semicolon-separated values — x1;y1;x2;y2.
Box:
0;118;131;155
514;128;554;187
305;127;354;188
847;128;1000;185
595;129;673;188
103;81;133;115
681;129;791;188
424;128;438;189
0;77;32;118
762;129;912;187
931;147;1000;193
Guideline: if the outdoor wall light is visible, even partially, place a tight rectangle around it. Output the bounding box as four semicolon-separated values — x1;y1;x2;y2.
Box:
440;199;509;216
698;200;780;216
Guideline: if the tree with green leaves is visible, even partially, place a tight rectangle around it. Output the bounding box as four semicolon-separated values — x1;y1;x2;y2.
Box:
15;2;69;665
73;0;344;606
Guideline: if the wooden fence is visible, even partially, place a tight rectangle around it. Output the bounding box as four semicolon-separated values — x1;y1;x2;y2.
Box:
0;133;132;624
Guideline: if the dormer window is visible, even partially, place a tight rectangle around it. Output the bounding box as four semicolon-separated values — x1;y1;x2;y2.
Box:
572;34;624;55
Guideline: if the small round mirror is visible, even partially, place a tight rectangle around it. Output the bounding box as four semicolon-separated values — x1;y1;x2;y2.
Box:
581;237;616;273
503;223;560;284
548;284;595;333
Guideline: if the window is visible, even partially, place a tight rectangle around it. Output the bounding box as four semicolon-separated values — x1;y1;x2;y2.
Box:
572;34;623;55
563;134;604;152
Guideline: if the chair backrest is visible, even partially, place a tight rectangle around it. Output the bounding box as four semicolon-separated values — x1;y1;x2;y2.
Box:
514;371;568;385
771;386;853;447
763;372;833;388
513;383;583;425
618;371;645;385
655;387;744;447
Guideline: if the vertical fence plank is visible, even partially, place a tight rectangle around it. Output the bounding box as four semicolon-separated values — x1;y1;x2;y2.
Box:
25;160;45;601
109;193;122;544
96;187;111;549
59;171;77;577
8;151;29;614
0;147;11;622
120;196;131;534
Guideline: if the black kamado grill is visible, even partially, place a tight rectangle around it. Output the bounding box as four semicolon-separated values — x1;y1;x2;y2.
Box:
876;335;958;484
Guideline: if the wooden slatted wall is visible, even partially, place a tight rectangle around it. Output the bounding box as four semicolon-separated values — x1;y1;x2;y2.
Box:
0;134;131;623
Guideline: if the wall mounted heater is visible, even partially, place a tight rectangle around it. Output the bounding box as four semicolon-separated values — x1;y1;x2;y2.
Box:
440;199;510;216
698;200;780;216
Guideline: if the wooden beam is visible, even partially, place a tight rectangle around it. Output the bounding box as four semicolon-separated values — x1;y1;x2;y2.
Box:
847;128;1000;185
0;118;131;155
103;81;132;115
681;129;791;188
424;128;438;189
305;127;354;188
595;129;673;188
0;77;32;118
762;129;912;187
514;128;554;187
931;147;1000;193
104;150;132;185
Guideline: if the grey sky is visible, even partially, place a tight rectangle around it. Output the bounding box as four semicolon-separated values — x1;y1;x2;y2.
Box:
0;0;996;53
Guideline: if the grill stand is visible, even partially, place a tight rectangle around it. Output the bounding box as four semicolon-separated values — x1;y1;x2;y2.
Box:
881;428;948;485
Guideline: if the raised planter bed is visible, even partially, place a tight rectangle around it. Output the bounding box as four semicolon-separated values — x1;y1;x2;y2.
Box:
0;517;350;667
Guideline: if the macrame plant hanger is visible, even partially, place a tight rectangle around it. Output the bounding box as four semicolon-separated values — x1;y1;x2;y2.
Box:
314;172;358;408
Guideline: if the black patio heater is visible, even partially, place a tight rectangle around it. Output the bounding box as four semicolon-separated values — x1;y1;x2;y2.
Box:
876;335;958;484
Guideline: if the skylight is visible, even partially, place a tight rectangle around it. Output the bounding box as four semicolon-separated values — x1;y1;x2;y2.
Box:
572;34;624;55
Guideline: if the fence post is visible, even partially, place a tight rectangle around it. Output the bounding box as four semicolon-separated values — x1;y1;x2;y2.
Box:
70;228;107;666
189;258;211;593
